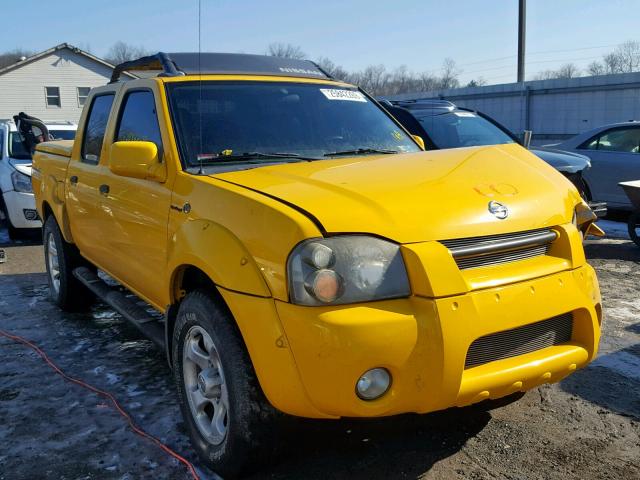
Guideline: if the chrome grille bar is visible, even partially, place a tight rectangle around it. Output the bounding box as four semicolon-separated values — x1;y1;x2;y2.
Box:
440;228;558;270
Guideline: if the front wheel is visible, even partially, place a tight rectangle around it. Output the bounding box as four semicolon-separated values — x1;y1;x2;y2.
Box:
173;290;278;478
43;215;95;311
628;211;640;247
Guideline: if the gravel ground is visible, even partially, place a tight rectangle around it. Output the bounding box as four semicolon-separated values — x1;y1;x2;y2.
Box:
0;224;638;480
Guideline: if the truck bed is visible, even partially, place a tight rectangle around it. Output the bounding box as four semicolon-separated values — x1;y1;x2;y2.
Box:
35;140;74;158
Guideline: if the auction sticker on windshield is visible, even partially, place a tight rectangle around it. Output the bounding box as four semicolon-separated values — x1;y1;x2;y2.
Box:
320;89;367;102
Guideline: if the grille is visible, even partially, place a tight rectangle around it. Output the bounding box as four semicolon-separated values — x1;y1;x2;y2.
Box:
465;313;573;369
441;228;557;270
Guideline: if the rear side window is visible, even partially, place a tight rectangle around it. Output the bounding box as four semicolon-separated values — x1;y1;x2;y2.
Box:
580;127;640;153
82;94;115;164
0;129;4;159
116;91;162;155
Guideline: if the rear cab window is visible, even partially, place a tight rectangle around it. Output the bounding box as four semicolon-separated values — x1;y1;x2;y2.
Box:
82;94;115;164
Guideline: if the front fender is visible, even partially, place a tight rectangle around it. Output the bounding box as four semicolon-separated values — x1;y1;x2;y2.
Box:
167;219;271;300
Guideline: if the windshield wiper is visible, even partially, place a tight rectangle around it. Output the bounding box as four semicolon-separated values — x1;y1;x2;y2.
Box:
196;151;318;164
323;148;399;157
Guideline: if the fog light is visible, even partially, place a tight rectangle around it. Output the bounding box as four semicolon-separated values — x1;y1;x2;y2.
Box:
356;368;391;400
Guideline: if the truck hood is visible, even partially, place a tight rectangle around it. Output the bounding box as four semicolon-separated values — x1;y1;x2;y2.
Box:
9;159;32;177
530;146;590;174
213;144;577;243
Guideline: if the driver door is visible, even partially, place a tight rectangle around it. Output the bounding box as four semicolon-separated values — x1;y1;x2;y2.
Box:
96;88;173;308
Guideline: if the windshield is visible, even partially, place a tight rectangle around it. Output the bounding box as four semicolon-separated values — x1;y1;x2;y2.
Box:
416;111;515;149
8;129;76;160
167;82;420;167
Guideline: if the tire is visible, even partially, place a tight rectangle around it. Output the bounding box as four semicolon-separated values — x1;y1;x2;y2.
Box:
628;211;640;248
173;289;277;478
43;215;95;311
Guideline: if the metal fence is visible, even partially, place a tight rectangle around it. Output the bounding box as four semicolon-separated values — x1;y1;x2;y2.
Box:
381;72;640;144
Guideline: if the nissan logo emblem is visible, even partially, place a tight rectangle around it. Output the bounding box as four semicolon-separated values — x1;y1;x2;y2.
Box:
488;201;509;219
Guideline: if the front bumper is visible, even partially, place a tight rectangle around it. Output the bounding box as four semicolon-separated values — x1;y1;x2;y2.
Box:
273;264;600;418
2;190;41;229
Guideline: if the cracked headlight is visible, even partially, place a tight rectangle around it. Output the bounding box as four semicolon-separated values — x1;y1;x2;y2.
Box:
11;170;33;193
287;236;410;306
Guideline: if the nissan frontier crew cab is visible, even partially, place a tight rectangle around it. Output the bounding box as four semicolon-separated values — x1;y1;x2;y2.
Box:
32;52;603;478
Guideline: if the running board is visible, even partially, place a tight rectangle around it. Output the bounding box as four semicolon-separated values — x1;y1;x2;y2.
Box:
73;267;164;348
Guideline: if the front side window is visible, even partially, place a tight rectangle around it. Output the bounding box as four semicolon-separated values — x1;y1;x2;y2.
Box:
45;87;61;108
581;128;640;153
416;111;515;149
115;91;162;153
81;94;115;163
166;82;420;169
77;87;91;107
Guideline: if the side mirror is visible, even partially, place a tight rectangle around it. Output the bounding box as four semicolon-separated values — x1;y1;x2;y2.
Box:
109;141;166;182
522;130;532;149
412;135;426;151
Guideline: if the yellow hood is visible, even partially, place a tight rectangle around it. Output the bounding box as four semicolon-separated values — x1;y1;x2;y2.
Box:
213;144;579;243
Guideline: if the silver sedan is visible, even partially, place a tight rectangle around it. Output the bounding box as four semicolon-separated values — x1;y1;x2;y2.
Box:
550;122;640;209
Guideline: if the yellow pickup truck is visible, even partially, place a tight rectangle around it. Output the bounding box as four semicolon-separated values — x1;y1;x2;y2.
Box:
32;52;602;477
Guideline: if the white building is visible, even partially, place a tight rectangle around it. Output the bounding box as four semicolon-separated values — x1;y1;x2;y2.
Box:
0;43;133;123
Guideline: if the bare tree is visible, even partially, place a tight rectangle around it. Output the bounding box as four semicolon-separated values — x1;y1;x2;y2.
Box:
534;63;580;80
105;41;150;65
587;61;605;76
316;57;350;81
614;40;640;73
354;65;389;95
556;63;581;78
0;48;34;69
602;52;624;74
440;58;461;89
266;43;306;60
533;69;557;81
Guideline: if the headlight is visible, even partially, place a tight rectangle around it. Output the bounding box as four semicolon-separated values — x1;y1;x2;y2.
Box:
572;202;598;238
287;236;411;306
11;170;33;193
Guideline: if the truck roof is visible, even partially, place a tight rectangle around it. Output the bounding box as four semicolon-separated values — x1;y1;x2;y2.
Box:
110;52;333;84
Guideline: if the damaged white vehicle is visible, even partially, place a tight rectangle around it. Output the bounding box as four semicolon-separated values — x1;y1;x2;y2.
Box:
0;114;76;238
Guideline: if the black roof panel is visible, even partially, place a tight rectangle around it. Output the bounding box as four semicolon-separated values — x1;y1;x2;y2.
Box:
110;52;332;83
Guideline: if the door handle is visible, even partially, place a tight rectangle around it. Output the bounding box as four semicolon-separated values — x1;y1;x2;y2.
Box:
69;175;78;184
99;184;110;195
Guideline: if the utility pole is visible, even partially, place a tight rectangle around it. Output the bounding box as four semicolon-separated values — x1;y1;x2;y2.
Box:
517;0;526;82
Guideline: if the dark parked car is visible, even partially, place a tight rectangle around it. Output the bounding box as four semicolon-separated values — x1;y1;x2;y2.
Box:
381;99;604;215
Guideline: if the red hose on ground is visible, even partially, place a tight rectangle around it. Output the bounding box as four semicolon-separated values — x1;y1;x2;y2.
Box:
0;329;201;480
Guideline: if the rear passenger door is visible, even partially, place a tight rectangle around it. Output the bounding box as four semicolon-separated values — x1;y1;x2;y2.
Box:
66;93;115;262
579;127;640;207
97;88;172;308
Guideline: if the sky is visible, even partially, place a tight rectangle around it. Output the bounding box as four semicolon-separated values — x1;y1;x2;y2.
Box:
1;0;638;85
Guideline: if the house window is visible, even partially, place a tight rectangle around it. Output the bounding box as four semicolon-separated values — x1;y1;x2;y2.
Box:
77;87;90;107
45;87;61;108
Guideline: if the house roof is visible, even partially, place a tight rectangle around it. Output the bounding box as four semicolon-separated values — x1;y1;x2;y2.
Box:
0;43;136;78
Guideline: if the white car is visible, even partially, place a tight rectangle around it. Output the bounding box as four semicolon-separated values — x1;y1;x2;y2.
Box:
0;119;76;238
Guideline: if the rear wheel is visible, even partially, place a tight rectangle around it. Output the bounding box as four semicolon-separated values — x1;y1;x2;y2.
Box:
628;211;640;247
43;215;95;311
173;289;278;478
